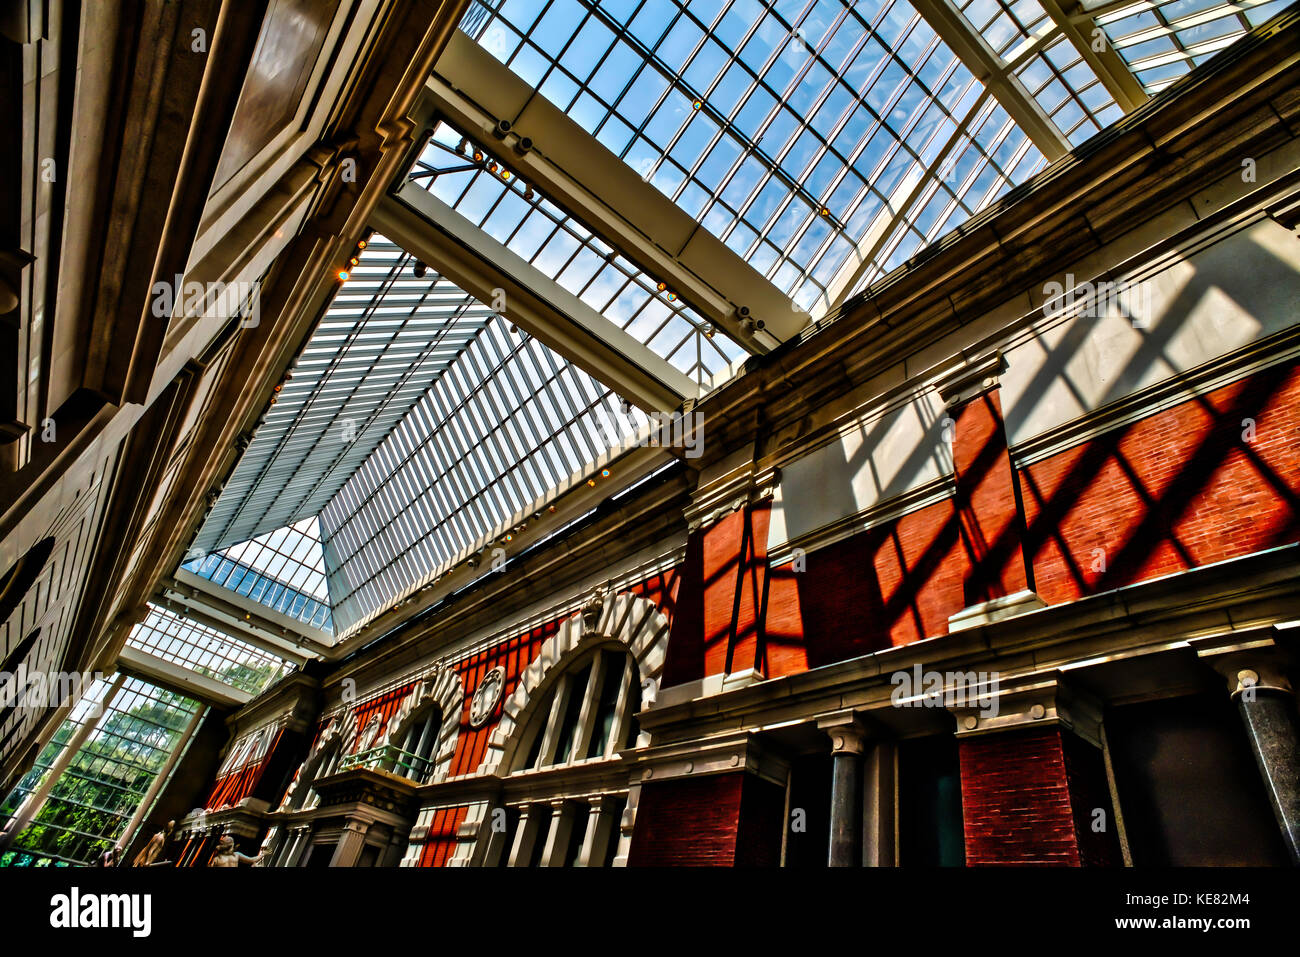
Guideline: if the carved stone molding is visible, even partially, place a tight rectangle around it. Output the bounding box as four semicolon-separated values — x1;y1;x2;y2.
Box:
931;350;1006;409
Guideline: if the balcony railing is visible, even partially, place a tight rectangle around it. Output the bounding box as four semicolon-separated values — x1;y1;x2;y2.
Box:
338;744;433;783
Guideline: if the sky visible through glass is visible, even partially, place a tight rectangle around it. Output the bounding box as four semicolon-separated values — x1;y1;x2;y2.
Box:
467;0;1061;310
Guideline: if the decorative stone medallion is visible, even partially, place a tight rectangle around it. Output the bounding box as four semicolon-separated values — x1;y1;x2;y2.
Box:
470;666;505;728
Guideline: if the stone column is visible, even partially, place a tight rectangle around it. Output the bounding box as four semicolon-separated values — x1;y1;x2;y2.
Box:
820;713;867;867
506;803;543;867
330;820;370;867
540;799;578;867
1224;662;1300;864
576;794;617;867
862;741;896;866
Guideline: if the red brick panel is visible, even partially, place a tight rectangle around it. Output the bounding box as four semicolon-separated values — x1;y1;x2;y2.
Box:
661;531;705;686
628;773;745;866
951;390;1030;606
1020;360;1300;604
959;727;1081;866
417;805;469;867
204;728;283;810
702;508;747;677
765;498;966;674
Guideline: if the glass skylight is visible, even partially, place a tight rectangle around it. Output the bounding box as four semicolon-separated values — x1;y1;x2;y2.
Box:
184;517;334;631
191;237;493;558
466;0;1055;312
1095;0;1286;92
125;604;294;695
320;315;647;635
408;123;748;386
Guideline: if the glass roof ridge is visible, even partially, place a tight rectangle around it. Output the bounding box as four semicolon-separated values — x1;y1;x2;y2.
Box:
192;236;494;558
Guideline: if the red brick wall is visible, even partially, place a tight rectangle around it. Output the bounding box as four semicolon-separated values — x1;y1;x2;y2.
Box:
952;389;1031;605
628;773;745;866
959;727;1081;865
661;361;1300;686
1020;359;1300;603
662;531;705;686
765;498;966;674
416;805;469;867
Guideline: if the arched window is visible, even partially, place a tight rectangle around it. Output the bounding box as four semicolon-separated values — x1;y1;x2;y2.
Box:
388;705;442;783
484;645;641;867
515;646;640;773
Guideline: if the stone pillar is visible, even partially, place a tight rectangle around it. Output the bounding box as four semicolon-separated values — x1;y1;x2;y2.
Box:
577;794;617;867
506;803;543;867
279;826;311;867
330;820;370;867
820;713;867;867
540;799;577;867
1216;658;1300;864
951;676;1118;866
862;741;896;866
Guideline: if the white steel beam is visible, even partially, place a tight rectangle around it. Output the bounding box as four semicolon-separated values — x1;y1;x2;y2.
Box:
374;187;698;413
425;30;802;350
117;645;252;708
1040;0;1150;112
909;0;1074;161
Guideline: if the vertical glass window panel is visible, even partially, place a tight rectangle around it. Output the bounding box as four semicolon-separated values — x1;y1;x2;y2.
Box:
0;677;203;867
587;652;629;758
552;662;593;766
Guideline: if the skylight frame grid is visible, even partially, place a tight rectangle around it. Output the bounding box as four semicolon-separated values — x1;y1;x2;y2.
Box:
408;124;747;386
186;516;334;630
1094;0;1283;92
467;0;1055;314
192;238;494;559
125;604;294;695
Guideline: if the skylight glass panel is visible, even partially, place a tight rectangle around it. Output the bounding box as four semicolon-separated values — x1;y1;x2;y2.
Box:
125;604;294;695
191;236;492;558
1015;37;1122;146
319;315;648;636
407;122;747;387
1095;0;1282;92
184;517;334;632
465;0;1055;313
956;0;1051;60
